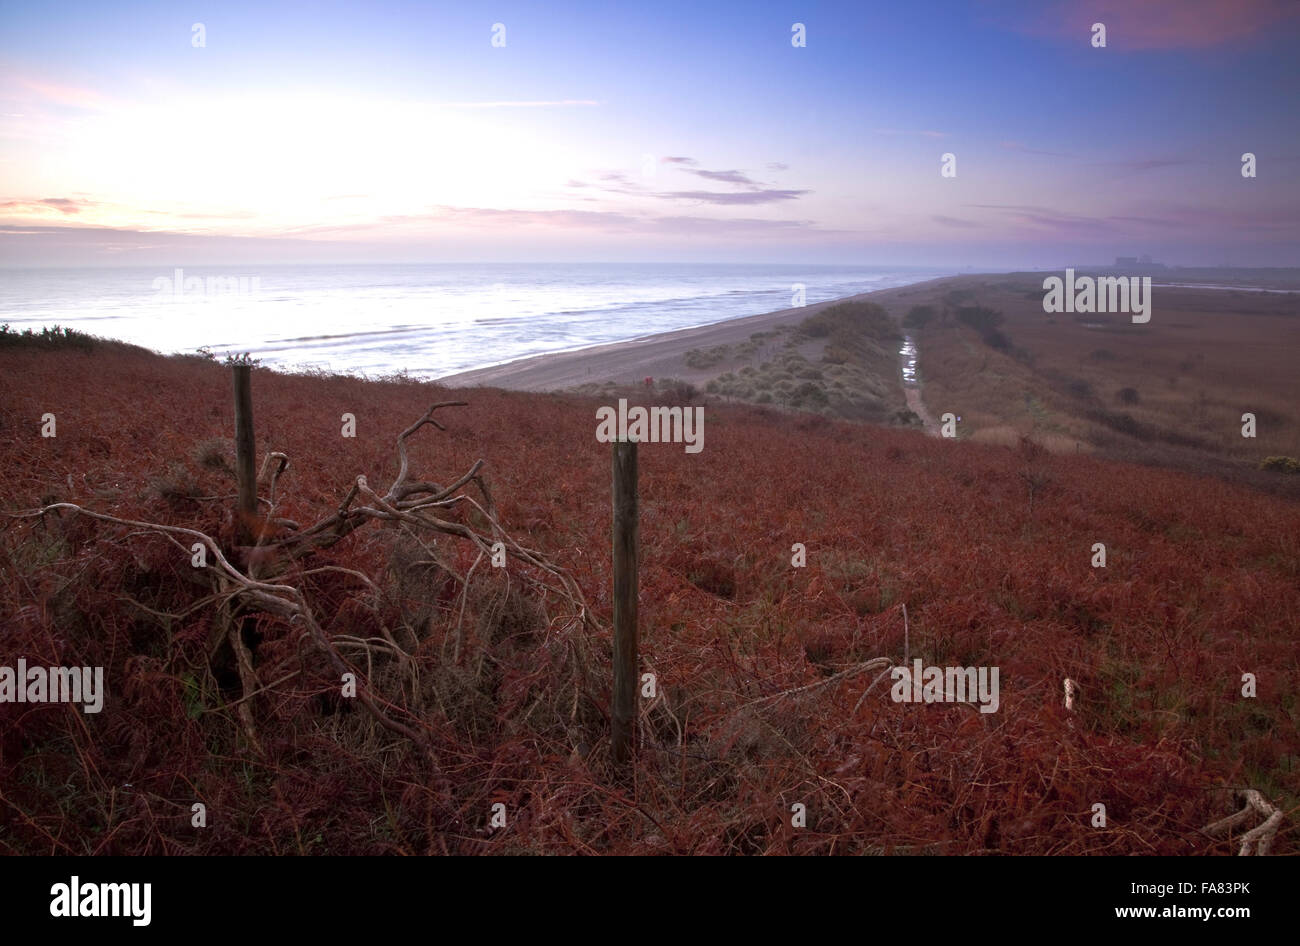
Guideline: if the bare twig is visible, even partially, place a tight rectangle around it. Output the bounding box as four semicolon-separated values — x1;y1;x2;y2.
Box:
1203;789;1283;855
5;398;594;799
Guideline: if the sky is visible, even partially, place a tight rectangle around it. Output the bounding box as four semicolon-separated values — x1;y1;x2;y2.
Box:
1;0;1298;268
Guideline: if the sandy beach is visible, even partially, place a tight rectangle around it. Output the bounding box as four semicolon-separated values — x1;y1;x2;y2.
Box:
439;275;968;391
441;270;1300;485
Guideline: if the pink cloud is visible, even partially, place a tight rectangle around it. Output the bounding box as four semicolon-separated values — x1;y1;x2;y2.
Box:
0;197;97;218
1001;0;1300;50
11;77;112;109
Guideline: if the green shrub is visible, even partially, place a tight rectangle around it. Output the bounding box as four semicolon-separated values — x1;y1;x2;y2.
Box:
0;323;96;352
657;378;699;402
685;344;730;369
800;301;898;343
1065;378;1093;399
903;305;935;329
1260;456;1300;474
791;381;829;408
955;306;1015;351
956;306;1003;334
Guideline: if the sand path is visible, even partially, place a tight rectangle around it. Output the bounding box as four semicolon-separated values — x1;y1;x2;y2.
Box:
905;384;941;437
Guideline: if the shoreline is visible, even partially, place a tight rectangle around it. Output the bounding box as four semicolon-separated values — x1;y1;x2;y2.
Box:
438;274;969;391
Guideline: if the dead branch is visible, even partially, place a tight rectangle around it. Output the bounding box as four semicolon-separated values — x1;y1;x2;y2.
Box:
5;399;593;799
1203;789;1283;855
741;657;893;710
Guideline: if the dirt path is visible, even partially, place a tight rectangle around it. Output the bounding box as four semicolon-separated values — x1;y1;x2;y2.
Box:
905;384;941;437
899;333;941;437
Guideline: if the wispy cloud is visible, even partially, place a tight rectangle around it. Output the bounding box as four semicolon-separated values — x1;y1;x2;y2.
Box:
0;197;97;217
284;205;823;238
1000;140;1073;158
426;99;600;108
10;76;113;110
874;128;949;138
1105;214;1183;229
384;206;639;229
655;188;808;205
1094;157;1198;172
965;203;1116;234
572;158;808;206
1118;201;1300;235
963;200;1300;239
686;168;759;186
659;159;806;202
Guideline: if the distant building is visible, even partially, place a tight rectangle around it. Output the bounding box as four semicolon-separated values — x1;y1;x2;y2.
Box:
1115;254;1165;270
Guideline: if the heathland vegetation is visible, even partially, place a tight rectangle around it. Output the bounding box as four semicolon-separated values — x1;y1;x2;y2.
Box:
2;327;1297;854
689;300;913;424
893;274;1300;495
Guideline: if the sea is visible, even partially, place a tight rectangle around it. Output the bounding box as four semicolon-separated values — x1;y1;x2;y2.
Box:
0;263;951;379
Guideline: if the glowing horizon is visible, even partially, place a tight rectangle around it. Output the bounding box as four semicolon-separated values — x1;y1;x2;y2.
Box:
2;0;1298;267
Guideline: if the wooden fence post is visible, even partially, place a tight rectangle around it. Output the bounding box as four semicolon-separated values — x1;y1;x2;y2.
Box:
231;364;257;545
611;439;639;766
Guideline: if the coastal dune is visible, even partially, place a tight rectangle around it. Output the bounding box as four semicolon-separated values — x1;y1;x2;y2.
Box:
442;270;1300;492
440;276;966;392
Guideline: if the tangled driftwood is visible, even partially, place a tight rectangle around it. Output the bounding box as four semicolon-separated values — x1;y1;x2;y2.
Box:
12;401;593;780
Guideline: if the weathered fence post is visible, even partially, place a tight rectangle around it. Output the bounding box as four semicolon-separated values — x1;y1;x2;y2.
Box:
231;363;257;545
611;439;639;766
